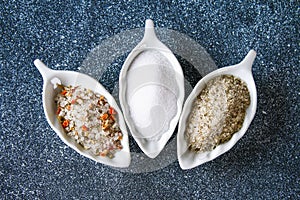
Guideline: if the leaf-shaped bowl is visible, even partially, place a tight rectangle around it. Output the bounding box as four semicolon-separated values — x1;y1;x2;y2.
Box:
34;59;131;168
119;19;185;158
177;50;257;169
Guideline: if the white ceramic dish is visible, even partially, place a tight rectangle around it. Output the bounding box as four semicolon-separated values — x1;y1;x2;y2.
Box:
177;50;257;169
34;59;131;168
119;19;185;158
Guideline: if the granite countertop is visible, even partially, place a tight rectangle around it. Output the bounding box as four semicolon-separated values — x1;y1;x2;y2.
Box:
1;1;299;199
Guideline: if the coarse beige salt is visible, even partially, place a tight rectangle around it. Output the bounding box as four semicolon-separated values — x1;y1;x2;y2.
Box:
186;75;250;153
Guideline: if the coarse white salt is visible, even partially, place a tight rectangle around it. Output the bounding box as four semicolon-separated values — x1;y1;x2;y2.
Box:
55;85;123;158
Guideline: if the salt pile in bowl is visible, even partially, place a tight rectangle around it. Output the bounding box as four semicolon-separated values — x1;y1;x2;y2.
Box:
126;50;179;140
119;19;185;158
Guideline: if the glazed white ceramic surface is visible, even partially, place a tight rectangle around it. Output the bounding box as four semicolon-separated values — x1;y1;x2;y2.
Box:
177;50;257;169
34;59;131;168
119;19;185;158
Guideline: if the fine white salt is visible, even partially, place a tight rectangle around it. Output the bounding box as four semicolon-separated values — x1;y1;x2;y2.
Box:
125;50;179;139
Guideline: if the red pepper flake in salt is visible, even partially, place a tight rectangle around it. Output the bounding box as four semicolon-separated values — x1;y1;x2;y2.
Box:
71;99;76;104
99;152;106;157
109;107;116;115
61;90;67;95
100;150;108;157
101;113;109;120
62;120;69;128
82;125;89;131
56;107;61;115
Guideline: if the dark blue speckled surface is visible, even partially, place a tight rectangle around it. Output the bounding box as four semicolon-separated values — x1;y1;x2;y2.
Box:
1;0;299;199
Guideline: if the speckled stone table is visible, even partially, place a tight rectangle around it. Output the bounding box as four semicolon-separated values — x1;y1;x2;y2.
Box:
1;1;299;199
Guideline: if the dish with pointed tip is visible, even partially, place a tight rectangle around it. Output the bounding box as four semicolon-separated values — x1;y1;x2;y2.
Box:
119;19;185;158
34;59;131;168
177;50;257;170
